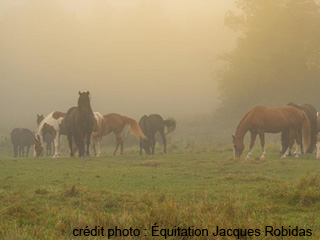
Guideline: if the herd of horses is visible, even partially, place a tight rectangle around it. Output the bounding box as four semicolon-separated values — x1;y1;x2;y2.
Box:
10;91;176;158
232;103;320;160
10;93;320;160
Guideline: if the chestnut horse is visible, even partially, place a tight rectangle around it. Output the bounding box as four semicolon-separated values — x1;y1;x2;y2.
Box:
91;113;146;156
232;106;311;160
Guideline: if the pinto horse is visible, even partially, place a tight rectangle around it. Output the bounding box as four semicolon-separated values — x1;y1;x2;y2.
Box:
280;103;317;154
139;114;176;155
36;114;55;156
232;106;311;160
91;113;146;156
65;91;95;157
34;111;66;158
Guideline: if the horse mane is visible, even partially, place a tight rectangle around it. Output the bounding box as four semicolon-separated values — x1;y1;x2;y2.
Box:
235;107;257;134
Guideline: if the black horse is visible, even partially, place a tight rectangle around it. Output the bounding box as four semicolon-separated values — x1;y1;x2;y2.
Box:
36;114;54;156
10;128;35;157
139;114;176;155
65;91;95;157
281;102;317;154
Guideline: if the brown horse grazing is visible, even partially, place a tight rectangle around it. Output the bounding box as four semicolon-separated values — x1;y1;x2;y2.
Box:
232;106;311;160
91;113;146;156
281;103;317;154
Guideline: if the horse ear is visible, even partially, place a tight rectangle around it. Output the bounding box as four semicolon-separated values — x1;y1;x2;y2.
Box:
79;91;81;95
87;91;90;95
37;114;39;117
232;135;235;140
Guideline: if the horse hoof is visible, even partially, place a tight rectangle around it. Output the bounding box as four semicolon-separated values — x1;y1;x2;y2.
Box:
281;155;287;159
245;156;251;160
260;156;266;160
294;154;300;158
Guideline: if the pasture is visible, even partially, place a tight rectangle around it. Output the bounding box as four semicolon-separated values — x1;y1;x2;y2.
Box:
1;144;320;239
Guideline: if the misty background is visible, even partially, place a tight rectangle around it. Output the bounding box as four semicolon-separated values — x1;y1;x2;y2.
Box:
1;0;320;146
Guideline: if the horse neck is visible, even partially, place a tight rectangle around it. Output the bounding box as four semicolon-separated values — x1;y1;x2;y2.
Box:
78;103;92;115
235;115;251;141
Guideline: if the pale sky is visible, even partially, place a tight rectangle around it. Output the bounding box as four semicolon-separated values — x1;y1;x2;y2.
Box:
0;0;235;133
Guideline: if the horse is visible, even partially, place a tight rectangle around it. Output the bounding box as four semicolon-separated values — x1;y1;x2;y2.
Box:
36;114;55;156
33;111;66;158
11;128;39;157
280;103;317;154
139;114;176;155
65;91;95;157
317;135;320;159
317;112;320;132
232;106;311;160
91;113;147;156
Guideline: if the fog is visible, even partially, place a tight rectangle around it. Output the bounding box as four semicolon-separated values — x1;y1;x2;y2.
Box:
0;0;235;134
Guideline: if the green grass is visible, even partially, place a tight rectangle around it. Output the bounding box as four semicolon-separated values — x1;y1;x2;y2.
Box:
1;144;320;239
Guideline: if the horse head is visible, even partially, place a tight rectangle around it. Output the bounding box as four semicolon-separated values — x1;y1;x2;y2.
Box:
78;91;92;114
232;135;245;158
37;114;44;126
141;138;152;155
33;135;44;158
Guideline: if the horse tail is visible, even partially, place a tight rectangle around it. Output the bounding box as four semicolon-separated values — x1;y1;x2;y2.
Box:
164;118;176;135
302;111;311;153
122;116;147;139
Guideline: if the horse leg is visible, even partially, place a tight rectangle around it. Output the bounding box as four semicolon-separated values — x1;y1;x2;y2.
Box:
86;132;91;156
258;131;266;160
95;138;101;157
151;136;156;155
139;139;142;156
13;144;18;158
22;146;25;157
113;133;122;156
159;130;167;153
120;137;124;155
246;131;257;160
294;130;302;158
281;129;295;159
26;146;30;157
280;131;289;155
317;136;320;159
67;134;74;157
92;139;97;156
53;135;60;158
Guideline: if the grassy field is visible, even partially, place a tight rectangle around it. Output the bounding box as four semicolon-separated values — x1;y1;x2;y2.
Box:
1;144;320;239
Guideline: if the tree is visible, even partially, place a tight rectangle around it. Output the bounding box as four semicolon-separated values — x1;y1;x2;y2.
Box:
217;0;320;126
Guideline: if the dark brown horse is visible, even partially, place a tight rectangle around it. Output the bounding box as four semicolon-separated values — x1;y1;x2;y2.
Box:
11;128;40;157
91;113;147;156
233;106;311;160
139;114;176;155
280;103;317;154
65;91;95;157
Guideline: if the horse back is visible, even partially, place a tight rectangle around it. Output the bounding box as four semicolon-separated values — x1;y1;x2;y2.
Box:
139;114;165;137
103;113;124;133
